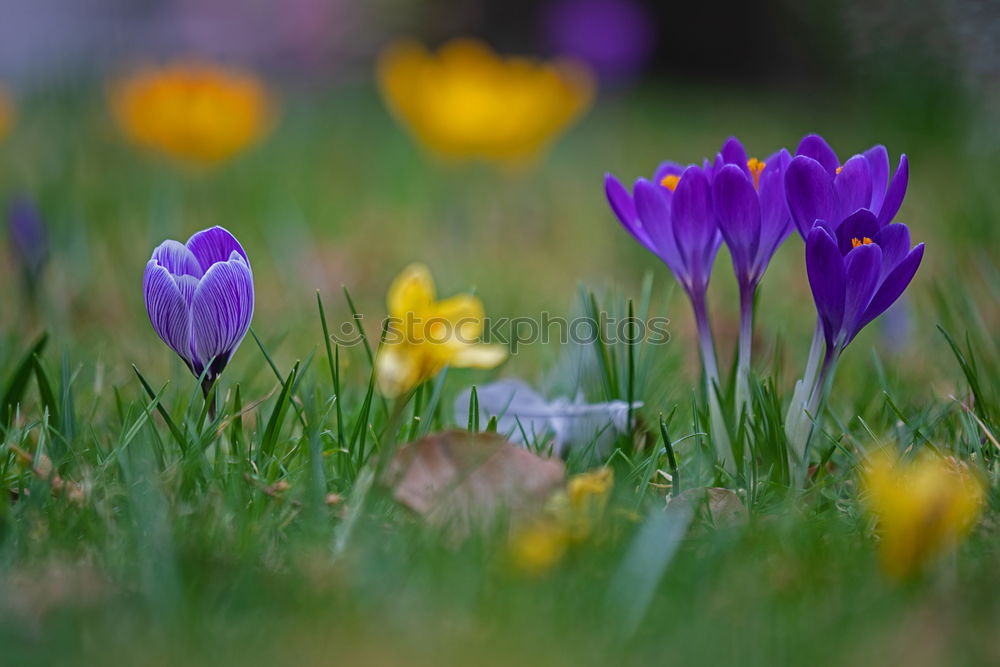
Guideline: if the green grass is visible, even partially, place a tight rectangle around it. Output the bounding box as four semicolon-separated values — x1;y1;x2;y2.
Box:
2;78;1000;666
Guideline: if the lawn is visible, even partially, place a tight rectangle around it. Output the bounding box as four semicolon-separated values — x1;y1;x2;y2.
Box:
2;69;1000;666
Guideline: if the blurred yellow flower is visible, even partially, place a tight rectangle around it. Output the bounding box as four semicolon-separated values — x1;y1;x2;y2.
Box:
111;60;274;166
509;468;614;575
0;87;13;142
375;264;506;398
861;451;984;579
377;38;594;164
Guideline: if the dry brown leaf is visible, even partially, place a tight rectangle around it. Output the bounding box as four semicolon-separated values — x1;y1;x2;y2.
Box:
384;430;565;536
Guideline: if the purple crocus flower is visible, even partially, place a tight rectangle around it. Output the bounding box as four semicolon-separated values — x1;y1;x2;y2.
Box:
785;134;909;238
712;137;794;415
7;197;48;290
806;210;924;355
713;138;794;290
606;164;722;301
606;163;733;469
143;226;254;394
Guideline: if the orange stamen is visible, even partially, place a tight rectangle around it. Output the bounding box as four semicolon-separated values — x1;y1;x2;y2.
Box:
747;158;765;189
851;237;874;248
660;174;680;191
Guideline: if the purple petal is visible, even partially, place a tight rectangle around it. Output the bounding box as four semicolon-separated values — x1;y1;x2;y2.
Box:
835;209;880;256
634;179;683;276
853;243;924;340
670;166;716;280
720;137;750;176
877;154;908;226
833;155;873;222
713;164;760;282
191;254;255;376
873;223;912;277
863;145;889;213
796;134;839;175
606;173;654;249
652;160;685;184
151;240;202;278
806;226;846;349
786;156;836;238
842;243;883;341
756;151;793;270
186;226;250;273
143;260;194;370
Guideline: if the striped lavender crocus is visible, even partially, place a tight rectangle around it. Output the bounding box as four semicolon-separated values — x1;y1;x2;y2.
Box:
712;137;794;414
605;163;734;469
143;226;254;395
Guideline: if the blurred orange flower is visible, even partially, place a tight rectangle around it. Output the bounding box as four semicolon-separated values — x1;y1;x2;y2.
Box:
0;87;13;142
111;61;275;166
377;38;594;165
861;451;984;579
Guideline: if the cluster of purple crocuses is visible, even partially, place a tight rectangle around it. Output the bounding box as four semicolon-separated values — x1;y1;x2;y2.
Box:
606;134;923;482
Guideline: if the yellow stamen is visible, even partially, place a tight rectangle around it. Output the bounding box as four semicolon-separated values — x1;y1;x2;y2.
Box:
660;174;680;191
746;158;765;189
836;165;843;174
851;237;873;248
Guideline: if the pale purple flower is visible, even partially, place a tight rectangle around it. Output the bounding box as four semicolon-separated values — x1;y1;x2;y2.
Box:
143;226;253;392
7;197;48;289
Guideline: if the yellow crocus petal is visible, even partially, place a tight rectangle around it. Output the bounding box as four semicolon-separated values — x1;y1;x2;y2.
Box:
387;263;436;320
564;468;613;541
0;87;12;142
375;344;427;399
450;344;508;369
862;451;984;579
430;294;486;343
508;519;569;576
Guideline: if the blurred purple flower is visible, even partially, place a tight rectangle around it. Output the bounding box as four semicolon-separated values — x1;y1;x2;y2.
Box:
7;197;48;289
806;212;924;355
785;134;909;238
174;0;357;72
143;226;254;393
541;0;655;81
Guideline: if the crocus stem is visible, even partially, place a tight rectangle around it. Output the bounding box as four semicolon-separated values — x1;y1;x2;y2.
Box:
791;348;839;488
691;291;734;473
201;377;217;421
785;321;824;475
735;283;755;424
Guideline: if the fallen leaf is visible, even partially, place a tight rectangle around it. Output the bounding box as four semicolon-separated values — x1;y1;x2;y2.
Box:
384;430;565;537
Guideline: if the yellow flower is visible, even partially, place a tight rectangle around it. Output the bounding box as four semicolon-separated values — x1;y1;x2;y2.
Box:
0;86;13;142
375;264;507;398
111;60;274;166
377;38;594;165
558;467;614;542
509;468;614;575
861;451;984;579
